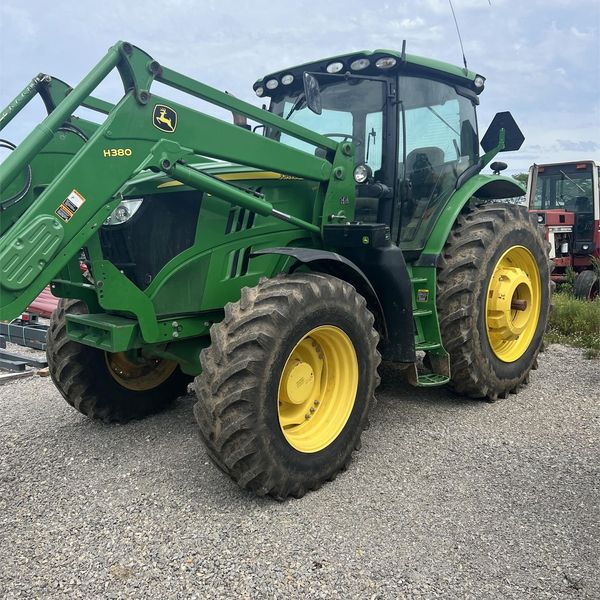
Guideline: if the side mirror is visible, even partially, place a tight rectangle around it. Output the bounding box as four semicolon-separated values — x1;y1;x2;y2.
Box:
303;72;322;115
490;161;508;175
481;111;524;153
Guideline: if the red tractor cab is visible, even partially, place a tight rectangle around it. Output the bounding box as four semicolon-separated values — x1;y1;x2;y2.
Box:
527;160;599;299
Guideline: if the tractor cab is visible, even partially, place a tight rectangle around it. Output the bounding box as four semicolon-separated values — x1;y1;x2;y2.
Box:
254;49;518;256
527;160;600;296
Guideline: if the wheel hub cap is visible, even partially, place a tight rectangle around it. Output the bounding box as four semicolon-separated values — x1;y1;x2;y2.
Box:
277;325;358;453
283;360;315;405
487;267;533;338
485;246;541;363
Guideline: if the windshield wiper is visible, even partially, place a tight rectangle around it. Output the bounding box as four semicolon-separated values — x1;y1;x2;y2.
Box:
559;169;586;194
366;127;376;164
426;106;460;136
285;93;306;121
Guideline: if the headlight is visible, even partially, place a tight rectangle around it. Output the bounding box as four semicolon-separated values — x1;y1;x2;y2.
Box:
326;61;344;74
353;164;372;183
474;75;486;89
281;74;294;85
350;58;370;71
104;199;143;226
255;86;264;97
537;214;545;224
375;56;397;69
266;79;279;90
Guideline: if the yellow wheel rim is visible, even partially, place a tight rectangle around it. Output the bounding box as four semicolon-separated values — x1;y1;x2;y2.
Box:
277;325;358;453
485;245;541;363
105;352;177;391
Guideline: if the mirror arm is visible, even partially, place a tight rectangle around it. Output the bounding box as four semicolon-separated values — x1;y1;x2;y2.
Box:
456;128;506;189
479;127;505;171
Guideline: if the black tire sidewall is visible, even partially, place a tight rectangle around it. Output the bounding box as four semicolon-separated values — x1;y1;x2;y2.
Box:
574;271;599;300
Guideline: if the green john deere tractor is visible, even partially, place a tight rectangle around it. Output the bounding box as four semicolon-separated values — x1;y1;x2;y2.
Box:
0;42;551;498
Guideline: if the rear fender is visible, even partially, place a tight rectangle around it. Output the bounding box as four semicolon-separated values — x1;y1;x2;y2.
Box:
420;174;526;260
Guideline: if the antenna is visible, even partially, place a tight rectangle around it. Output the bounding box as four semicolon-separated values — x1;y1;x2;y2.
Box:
448;0;468;72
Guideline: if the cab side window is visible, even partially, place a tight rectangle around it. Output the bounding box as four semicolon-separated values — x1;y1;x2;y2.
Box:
397;76;478;246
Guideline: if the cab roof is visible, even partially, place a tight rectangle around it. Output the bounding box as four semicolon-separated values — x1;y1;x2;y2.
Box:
253;49;483;98
533;160;599;169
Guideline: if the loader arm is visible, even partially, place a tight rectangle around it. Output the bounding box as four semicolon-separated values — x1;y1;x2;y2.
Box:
0;72;113;133
0;74;114;234
0;42;356;332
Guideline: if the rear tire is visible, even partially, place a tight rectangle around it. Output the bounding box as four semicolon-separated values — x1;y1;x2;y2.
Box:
573;270;599;300
193;273;380;499
47;299;192;423
437;203;552;400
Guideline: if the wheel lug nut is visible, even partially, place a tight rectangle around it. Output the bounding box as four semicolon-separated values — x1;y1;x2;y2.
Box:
314;400;320;405
305;413;311;420
310;407;316;413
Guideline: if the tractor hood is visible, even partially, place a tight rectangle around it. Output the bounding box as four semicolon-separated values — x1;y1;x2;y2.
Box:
122;160;302;198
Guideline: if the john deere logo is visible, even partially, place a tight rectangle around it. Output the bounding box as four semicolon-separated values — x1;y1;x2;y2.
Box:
152;104;177;133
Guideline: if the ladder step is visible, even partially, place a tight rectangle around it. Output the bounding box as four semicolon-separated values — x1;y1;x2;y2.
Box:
413;309;432;317
417;373;450;386
415;342;441;351
410;277;428;284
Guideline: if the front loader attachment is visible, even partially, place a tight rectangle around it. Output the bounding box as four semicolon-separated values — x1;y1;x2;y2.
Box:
0;74;113;236
0;41;357;356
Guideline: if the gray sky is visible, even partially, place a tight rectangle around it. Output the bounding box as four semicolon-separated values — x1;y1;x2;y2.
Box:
1;0;598;174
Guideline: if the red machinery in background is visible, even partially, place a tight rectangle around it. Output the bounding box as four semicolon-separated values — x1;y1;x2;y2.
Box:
26;286;58;318
527;160;599;299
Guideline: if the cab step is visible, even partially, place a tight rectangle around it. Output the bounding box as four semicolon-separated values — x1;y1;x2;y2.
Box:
415;341;441;351
417;373;450;386
405;364;450;387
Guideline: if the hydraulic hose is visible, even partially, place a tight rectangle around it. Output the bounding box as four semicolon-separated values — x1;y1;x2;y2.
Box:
0;139;32;211
0;125;88;211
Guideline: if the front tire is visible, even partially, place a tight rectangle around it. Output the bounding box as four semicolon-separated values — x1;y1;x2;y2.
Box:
437;203;552;400
47;299;192;422
193;273;380;499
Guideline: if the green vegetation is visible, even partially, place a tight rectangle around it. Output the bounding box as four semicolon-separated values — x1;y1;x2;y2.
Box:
591;256;600;279
546;292;600;358
556;266;577;295
512;172;528;186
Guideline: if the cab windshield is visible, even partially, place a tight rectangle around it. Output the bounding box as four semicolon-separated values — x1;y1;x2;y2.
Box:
531;163;595;212
268;78;387;174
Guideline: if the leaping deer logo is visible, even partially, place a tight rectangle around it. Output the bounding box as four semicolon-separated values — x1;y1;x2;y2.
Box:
152;104;177;133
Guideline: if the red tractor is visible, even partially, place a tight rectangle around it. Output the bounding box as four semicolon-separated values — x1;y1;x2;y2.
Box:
527;160;599;299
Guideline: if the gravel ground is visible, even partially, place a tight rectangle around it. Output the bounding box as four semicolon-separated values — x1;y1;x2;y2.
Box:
0;343;598;599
